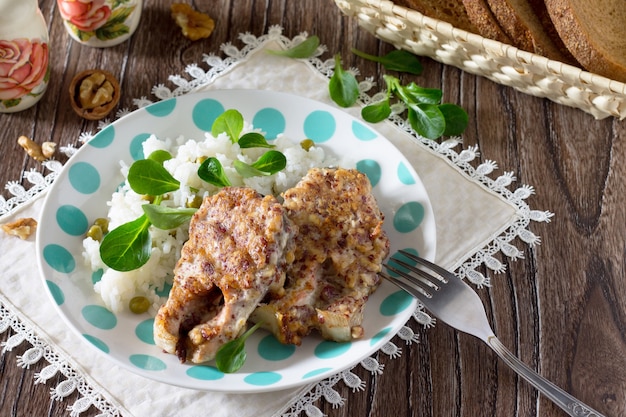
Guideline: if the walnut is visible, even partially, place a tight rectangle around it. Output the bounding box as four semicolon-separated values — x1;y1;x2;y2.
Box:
18;135;46;162
69;69;120;120
1;217;38;240
171;3;215;41
41;142;56;159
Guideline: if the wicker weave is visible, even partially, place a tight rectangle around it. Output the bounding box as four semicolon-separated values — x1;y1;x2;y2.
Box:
334;0;626;120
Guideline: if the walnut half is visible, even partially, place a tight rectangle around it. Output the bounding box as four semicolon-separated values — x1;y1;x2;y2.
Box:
69;69;121;120
1;218;37;240
171;3;215;41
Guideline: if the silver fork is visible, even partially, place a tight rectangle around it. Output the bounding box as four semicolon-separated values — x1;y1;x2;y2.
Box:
382;250;607;417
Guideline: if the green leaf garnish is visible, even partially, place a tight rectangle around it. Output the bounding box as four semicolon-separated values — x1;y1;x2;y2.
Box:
212;109;244;143
238;132;275;149
197;157;232;187
99;214;152;271
351;48;423;75
142;204;197;229
407;103;446;139
267;35;320;58
215;321;264;373
128;159;180;196
147;149;173;164
234;150;287;178
361;98;391;123
440;103;469;136
329;54;359;108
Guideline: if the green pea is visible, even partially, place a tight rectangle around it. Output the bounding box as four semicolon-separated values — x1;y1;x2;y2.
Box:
186;195;203;208
93;217;109;234
129;296;151;314
300;139;314;151
86;225;103;242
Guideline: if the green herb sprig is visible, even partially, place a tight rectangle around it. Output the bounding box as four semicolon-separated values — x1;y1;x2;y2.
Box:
362;75;468;139
267;35;320;58
328;46;468;139
215;321;264;373
351;48;423;75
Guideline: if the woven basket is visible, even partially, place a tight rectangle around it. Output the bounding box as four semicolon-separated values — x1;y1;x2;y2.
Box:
334;0;626;120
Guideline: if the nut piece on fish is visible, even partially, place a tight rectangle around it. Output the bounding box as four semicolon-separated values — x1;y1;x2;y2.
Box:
251;168;390;345
153;187;296;363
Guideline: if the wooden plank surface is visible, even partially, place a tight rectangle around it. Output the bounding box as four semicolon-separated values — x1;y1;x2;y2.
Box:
0;1;624;416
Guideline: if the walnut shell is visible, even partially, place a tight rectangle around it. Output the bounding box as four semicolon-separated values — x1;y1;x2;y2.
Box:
69;69;121;120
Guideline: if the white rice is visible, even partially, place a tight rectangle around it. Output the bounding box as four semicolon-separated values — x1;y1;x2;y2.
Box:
82;125;347;313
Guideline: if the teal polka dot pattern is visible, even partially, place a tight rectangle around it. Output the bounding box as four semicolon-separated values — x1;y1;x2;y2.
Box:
68;162;100;194
356;159;381;187
380;290;414;316
352;120;377;141
370;327;391;346
187;365;224;381
394;201;425;233
258;334;296;361
37;90;435;392
303;110;335;142
129;354;167;371
83;333;109;353
314;341;351;359
397;162;416;185
43;244;75;273
91;269;103;284
130;133;151;160
56;205;88;236
146;98;176;117
135;319;155;345
302;368;333;379
155;282;172;297
253;107;285;139
387;248;419;274
244;372;282;386
89;124;115;148
192;98;225;131
82;305;117;330
45;280;64;305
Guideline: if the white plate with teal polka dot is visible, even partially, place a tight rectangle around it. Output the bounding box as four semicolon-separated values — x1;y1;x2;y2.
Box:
36;89;436;393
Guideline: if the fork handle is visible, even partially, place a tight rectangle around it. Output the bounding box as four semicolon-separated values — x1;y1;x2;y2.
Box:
486;336;606;417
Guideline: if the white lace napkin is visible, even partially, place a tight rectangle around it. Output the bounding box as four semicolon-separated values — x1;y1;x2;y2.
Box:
0;28;552;417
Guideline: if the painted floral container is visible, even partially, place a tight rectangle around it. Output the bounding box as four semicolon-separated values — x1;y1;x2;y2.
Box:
0;0;50;113
57;0;143;47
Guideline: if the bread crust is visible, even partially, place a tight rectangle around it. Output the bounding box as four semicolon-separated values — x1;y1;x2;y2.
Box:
544;0;626;81
393;0;478;33
488;0;577;64
461;0;512;43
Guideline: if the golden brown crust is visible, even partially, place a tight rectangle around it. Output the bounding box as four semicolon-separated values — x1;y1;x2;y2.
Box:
154;187;296;363
251;168;390;345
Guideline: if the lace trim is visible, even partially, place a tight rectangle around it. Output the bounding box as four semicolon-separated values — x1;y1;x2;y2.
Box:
0;26;553;416
0;297;122;417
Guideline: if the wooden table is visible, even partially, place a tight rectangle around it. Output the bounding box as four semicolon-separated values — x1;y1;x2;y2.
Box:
1;1;624;416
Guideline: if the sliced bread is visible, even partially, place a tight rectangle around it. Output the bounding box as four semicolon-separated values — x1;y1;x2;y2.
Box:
461;0;513;43
393;0;479;33
544;0;626;82
486;0;578;64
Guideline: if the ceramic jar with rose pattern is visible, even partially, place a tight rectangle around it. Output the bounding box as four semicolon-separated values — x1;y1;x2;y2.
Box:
57;0;143;47
0;0;50;113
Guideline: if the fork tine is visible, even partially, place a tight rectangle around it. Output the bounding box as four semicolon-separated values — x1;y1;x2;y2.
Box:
398;250;454;283
385;257;441;289
380;268;434;298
